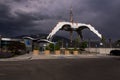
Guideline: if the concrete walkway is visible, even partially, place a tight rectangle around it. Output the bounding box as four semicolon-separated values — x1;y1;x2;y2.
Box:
0;52;119;61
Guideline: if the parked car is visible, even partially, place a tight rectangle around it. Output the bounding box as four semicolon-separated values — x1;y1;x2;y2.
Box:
0;52;14;58
8;41;26;55
110;50;120;56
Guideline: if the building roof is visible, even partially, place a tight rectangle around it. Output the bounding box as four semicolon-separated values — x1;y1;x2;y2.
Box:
1;38;21;41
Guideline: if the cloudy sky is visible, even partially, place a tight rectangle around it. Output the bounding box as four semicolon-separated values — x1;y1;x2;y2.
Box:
0;0;120;40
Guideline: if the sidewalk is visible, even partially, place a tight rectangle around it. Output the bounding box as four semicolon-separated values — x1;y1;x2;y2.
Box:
0;53;118;61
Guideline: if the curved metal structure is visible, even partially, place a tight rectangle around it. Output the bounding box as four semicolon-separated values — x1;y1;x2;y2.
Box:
37;39;54;44
47;22;102;40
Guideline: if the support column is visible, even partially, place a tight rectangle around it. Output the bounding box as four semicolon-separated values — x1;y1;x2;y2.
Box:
70;31;73;47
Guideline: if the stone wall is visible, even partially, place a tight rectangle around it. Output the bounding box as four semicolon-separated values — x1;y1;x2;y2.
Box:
85;48;120;54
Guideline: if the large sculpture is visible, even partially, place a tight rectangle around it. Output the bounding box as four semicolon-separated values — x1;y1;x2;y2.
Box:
47;21;102;41
47;8;102;44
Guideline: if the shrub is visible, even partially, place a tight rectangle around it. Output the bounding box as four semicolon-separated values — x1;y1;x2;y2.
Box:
34;45;39;50
54;43;60;50
45;44;50;50
49;43;54;51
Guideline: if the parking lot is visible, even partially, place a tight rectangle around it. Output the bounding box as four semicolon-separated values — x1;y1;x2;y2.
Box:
0;57;120;80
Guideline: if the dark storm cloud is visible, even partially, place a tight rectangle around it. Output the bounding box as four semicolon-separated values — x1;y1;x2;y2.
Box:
71;0;120;40
0;3;15;36
0;0;69;37
85;0;120;39
0;1;52;37
0;0;120;40
0;6;35;36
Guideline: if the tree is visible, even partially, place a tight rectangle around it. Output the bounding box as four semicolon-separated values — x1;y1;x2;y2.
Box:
74;37;80;48
116;40;120;47
80;41;88;49
101;35;106;47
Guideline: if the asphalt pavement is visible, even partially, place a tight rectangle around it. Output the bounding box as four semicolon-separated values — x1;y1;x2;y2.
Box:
0;57;120;80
